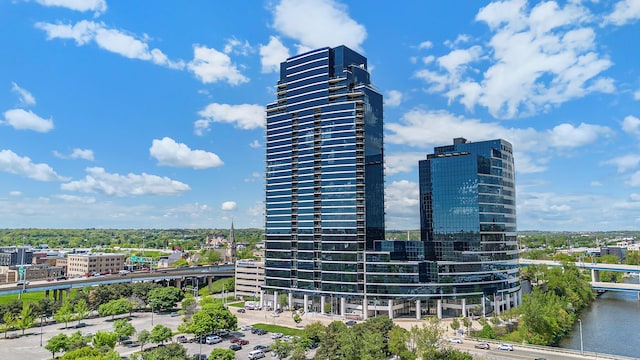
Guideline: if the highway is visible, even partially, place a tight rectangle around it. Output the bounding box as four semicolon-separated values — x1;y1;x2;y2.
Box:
0;265;234;296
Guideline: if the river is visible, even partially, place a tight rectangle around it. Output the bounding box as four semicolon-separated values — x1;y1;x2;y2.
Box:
557;280;640;359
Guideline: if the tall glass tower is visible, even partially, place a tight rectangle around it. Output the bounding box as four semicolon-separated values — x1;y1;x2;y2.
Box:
264;46;384;314
419;138;520;316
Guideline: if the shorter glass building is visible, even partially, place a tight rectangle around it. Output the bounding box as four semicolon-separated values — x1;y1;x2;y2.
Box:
419;138;520;316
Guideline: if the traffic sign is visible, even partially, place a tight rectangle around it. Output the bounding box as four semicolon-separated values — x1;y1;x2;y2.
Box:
18;266;24;275
131;256;138;262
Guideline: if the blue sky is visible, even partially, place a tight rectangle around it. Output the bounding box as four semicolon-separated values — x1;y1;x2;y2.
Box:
1;0;640;231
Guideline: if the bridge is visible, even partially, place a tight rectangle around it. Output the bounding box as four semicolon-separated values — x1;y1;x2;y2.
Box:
520;259;640;298
0;264;234;298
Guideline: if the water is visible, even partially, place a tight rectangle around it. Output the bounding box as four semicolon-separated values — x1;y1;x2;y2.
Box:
557;283;640;359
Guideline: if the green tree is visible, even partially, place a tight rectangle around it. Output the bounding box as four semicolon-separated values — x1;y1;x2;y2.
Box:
388;326;409;359
147;286;185;312
270;339;293;359
136;343;189;360
73;299;89;325
315;321;348;360
60;346;101;360
408;317;442;358
150;324;173;345
54;300;75;329
98;298;132;320
178;304;237;342
303;321;325;344
137;329;151;351
278;293;288;310
1;311;15;338
209;348;235;360
293;313;302;326
67;331;91;351
113;318;136;342
92;331;119;352
461;316;471;335
45;333;69;359
450;317;460;333
15;302;34;335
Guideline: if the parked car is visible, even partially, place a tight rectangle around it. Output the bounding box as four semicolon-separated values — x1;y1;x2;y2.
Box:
271;332;283;339
73;322;87;329
253;345;269;351
474;342;490;350
241;325;253;331
205;335;222;344
498;343;514;351
237;308;246;313
345;320;357;326
238;339;249;345
176;335;187;343
248;350;266;359
449;337;463;344
192;354;207;360
229;343;242;351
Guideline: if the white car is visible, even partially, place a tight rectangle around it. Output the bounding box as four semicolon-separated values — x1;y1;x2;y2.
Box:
271;332;283;339
498;343;514;351
449;337;463;344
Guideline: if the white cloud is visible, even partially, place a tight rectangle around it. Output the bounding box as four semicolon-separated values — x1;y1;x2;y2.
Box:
605;0;640;26
634;89;640;100
591;181;603;187
249;140;261;148
9;191;22;196
603;154;640;173
54;194;97;203
418;41;433;49
622;115;640;137
196;103;264;132
188;45;248;85
223;37;253;55
385;152;425;176
54;148;95;161
384;90;403;107
221;201;237;211
0;149;66;181
11;82;36;106
34;0;107;16
627;170;640;187
630;193;640;201
2;109;54;132
385;180;420;228
36;20;184;69
385;108;612;174
61;167;190;196
260;36;290;73
272;0;367;53
415;1;614;119
149;137;223;169
244;172;262;183
547;123;613;148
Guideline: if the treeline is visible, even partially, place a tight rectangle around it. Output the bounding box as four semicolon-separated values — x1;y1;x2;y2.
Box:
0;228;264;249
476;263;595;345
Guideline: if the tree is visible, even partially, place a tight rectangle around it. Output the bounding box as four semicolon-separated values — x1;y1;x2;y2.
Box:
178;304;237;342
271;339;294;359
73;299;89;325
113;318;136;342
14;302;34;335
461;317;471;335
54;300;75;329
388;326;409;359
278;293;288;310
1;311;15;338
67;331;91;351
60;346;102;360
92;331;119;352
408;317;442;358
450;317;460;333
98;298;132;320
147;286;185;312
209;348;235;360
303;321;325;344
315;321;348;360
136;343;189;360
137;329;151;351
293;313;302;326
150;324;173;345
45;333;69;359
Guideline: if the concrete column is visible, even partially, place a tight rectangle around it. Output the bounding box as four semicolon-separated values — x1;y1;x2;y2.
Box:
320;296;326;314
387;299;394;319
591;269;600;282
207;276;213;291
45;289;50;298
303;294;309;313
175;279;182;289
274;291;279;310
58;290;63;304
260;290;264;308
340;297;346;317
506;293;511;311
66;288;71;298
518;289;522;307
437;299;442;319
288;292;293;310
362;298;368;320
495;295;501;315
482;294;486;317
415;300;421;320
461;298;467;317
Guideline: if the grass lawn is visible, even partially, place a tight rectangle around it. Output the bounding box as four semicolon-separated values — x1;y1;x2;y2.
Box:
251;323;305;336
198;277;234;296
227;301;244;308
0;288;81;305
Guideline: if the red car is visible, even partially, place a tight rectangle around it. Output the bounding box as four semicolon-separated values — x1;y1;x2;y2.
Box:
229;337;240;343
238;339;249;345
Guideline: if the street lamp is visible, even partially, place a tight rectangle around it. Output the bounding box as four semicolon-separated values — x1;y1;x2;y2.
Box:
578;318;584;355
40;314;44;346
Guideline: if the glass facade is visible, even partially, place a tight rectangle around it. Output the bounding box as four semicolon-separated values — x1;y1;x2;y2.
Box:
419;138;519;303
264;46;384;298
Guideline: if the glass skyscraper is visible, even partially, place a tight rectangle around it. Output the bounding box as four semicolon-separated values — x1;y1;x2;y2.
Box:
264;46;384;315
419;138;520;316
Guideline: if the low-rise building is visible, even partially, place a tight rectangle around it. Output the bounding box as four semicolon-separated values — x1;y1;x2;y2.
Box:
235;259;264;299
67;253;126;277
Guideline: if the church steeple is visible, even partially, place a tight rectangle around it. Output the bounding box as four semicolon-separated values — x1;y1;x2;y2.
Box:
226;220;237;262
